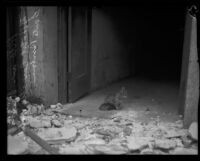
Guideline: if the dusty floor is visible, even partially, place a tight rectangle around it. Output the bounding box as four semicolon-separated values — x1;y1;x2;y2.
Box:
62;76;181;123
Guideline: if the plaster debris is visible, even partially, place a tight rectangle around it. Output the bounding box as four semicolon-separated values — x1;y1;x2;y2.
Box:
37;126;77;141
127;136;150;151
171;147;198;155
50;105;57;109
7;96;198;155
52;119;63;127
29;118;51;128
154;139;177;150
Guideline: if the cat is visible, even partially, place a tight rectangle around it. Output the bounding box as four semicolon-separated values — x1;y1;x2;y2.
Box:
99;87;127;111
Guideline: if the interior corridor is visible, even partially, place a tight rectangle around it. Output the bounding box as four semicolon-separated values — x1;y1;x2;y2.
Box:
62;76;181;123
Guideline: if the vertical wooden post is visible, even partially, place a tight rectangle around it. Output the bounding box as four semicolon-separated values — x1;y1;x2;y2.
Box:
179;7;199;128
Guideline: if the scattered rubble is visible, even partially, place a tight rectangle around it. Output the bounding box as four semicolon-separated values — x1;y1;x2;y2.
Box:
52;119;63;127
7;96;198;155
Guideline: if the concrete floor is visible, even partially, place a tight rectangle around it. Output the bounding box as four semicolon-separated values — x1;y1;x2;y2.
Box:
62;76;182;123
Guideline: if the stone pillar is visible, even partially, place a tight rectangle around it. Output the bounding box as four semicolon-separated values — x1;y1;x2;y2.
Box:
179;7;199;128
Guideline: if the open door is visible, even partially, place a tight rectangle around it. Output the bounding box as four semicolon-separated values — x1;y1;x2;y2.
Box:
68;7;91;102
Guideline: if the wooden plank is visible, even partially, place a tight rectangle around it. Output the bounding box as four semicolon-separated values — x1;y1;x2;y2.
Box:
178;9;199;128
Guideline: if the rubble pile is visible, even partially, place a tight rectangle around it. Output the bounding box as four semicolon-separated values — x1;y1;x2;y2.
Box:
7;97;198;155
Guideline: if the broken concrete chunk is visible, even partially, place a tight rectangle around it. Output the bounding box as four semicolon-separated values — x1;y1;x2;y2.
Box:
59;144;86;154
7;135;28;154
44;109;54;116
52;119;63;127
171;147;198;155
165;129;187;138
56;103;63;109
88;144;128;154
154;139;177;150
83;138;106;145
15;97;20;102
29;119;51;128
126;136;150;151
188;122;198;141
140;148;154;154
50;105;57;109
37;126;77;141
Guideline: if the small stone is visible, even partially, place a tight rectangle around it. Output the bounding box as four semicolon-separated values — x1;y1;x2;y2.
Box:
52;119;62;127
123;126;132;136
113;118;121;123
22;99;29;105
15;97;20;102
50;105;57;109
56;103;63;109
188;122;198;141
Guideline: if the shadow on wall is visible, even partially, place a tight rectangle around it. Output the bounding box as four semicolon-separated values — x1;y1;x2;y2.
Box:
91;7;135;91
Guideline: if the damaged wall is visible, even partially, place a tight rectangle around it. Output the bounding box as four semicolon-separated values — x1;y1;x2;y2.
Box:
91;7;137;90
20;7;58;105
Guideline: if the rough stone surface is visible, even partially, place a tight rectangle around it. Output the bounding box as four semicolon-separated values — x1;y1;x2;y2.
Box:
165;129;187;138
126;136;150;151
188;122;198;140
88;144;128;154
154;139;177;150
37;126;77;141
7;135;28;154
171;147;198;155
123;126;132;136
59;144;86;154
82;138;106;145
29;119;51;128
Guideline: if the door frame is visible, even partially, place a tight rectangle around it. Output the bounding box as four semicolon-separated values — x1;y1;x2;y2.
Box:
57;6;92;103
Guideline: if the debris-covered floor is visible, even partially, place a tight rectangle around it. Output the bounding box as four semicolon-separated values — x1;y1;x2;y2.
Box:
7;78;198;155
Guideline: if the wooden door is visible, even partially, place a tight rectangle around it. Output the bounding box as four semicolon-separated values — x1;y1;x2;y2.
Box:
68;7;91;102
